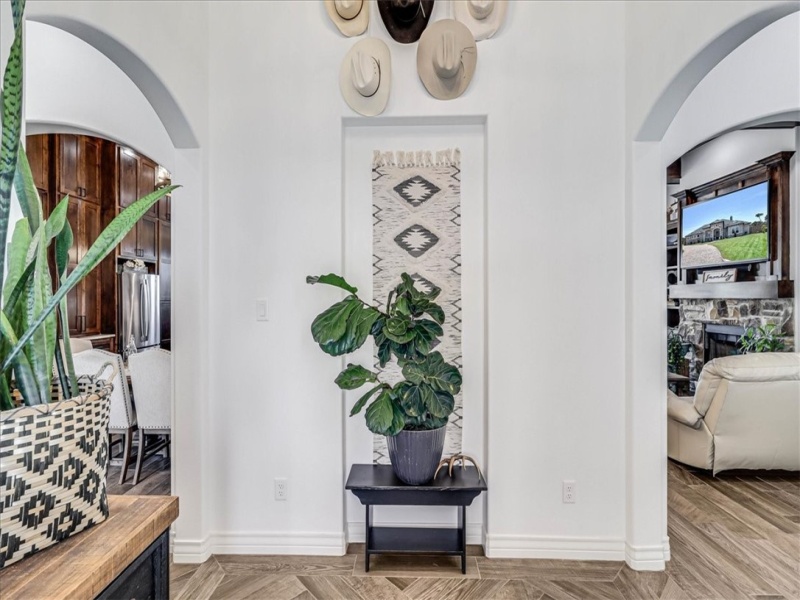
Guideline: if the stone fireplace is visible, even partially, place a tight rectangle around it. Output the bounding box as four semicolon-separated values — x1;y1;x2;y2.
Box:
675;299;795;388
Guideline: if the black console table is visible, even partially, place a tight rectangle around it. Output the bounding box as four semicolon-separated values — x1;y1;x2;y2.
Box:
345;464;487;574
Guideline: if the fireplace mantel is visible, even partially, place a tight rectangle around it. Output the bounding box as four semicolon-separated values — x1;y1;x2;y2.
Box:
669;279;793;300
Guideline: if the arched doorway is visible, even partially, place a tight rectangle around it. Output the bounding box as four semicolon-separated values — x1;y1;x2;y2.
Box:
625;7;800;571
20;14;210;560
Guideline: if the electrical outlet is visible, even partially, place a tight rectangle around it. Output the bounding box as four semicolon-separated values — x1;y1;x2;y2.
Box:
274;478;288;501
563;480;576;504
256;298;269;322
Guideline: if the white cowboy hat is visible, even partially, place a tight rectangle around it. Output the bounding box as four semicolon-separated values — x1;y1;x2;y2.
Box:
325;0;370;37
416;19;477;101
340;38;392;116
453;0;507;41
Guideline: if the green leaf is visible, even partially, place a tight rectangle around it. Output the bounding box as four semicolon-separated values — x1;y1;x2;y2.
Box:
365;389;396;436
426;390;455;418
14;146;43;235
395;296;411;316
44;195;69;243
389;402;406;436
0;0;24;297
424;303;445;325
306;273;358;295
311;296;360;346
383;315;415;344
55;219;74;279
27;220;57;399
1;184;178;374
395;381;427;417
335;363;377;390
0;312;42;405
316;302;379;357
3;218;31;305
402;351;462;396
350;384;384;416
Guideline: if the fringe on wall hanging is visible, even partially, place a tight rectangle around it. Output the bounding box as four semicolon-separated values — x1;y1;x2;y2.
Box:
373;148;461;169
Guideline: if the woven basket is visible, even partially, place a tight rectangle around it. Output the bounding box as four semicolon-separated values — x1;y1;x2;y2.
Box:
0;372;113;568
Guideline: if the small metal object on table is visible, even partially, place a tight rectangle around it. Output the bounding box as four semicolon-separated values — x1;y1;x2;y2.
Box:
345;464;487;574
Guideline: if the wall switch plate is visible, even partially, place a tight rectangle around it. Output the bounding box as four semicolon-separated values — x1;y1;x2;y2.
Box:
563;480;576;504
256;298;269;321
274;478;288;501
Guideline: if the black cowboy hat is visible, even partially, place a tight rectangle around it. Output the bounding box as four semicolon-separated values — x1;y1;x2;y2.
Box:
378;0;435;44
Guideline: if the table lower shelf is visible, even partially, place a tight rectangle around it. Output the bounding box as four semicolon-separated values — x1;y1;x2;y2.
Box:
368;526;464;555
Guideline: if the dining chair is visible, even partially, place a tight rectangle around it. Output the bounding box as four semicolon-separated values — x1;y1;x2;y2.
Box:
128;349;171;486
72;349;137;484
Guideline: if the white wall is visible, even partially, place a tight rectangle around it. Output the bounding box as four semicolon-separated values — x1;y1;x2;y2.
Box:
8;0;797;568
675;128;796;191
25;22;174;169
204;0;627;559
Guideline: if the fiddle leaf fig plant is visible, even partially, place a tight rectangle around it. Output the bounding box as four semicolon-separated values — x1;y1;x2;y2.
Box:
307;272;461;436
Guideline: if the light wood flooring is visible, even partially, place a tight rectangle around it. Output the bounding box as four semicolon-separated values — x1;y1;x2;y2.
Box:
170;461;799;599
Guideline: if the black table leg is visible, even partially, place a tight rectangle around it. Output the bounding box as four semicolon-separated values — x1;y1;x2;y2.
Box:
459;504;467;574
365;504;372;572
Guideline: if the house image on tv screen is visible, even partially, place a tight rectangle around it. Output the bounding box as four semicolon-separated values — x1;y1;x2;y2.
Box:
684;218;753;245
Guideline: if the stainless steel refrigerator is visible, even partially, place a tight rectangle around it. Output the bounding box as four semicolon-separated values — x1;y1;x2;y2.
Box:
120;271;160;355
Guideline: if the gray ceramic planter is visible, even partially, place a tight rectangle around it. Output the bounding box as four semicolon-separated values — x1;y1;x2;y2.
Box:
386;426;446;485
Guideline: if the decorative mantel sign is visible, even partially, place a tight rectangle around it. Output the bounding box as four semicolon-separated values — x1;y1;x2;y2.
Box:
702;268;738;283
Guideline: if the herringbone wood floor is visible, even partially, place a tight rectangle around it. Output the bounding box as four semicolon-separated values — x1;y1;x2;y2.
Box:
170;461;799;599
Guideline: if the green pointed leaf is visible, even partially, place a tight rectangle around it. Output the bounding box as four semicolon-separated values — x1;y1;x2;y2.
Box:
350;383;384;416
0;312;42;405
55;219;74;279
388;402;406;436
335;363;377;390
14;146;43;235
44;194;69;242
1;184;178;374
3;218;31;304
0;1;24;297
306;273;358;295
364;389;396;436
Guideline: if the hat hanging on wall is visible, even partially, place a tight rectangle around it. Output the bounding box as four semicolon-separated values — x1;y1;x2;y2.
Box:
340;37;392;116
378;0;435;44
417;19;477;100
453;0;507;41
325;0;369;37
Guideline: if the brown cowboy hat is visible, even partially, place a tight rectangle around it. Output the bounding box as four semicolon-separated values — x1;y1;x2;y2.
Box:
378;0;435;44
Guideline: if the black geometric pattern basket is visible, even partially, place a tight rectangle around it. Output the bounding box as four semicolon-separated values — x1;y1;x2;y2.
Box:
0;375;112;568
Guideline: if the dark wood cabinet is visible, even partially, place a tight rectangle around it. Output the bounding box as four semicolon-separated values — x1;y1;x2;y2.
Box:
27;134;50;193
139;158;159;217
120;215;158;261
119;148;139;208
159;194;171;222
57;135;100;204
64;196;102;335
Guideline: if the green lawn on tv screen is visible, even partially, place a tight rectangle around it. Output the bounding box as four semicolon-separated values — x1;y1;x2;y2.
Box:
708;232;767;262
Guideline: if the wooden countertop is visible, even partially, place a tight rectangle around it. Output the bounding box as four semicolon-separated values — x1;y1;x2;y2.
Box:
1;495;179;600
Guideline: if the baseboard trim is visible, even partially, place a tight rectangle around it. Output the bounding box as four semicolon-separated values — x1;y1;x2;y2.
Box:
172;531;347;563
624;541;668;571
172;535;213;564
484;534;625;561
347;521;483;545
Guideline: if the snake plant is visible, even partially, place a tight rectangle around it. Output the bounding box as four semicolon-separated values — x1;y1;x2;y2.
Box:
307;273;462;436
0;0;177;410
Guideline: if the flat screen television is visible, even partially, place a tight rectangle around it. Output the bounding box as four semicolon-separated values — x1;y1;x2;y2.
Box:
681;181;769;270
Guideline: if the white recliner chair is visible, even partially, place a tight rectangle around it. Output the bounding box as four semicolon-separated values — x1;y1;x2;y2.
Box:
668;352;800;474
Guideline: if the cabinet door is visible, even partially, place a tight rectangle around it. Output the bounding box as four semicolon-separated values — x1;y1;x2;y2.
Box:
119;223;138;259
138;216;158;261
58;135;81;198
159;221;171;262
139;159;158;217
119;149;139;208
158;195;171;222
80;202;102;334
26;135;49;192
81;137;101;204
